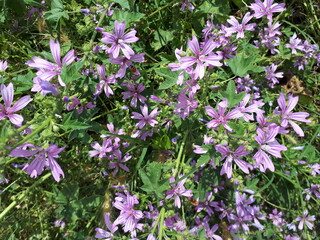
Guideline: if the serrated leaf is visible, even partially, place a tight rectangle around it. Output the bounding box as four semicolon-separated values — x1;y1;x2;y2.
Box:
196;153;211;167
226;52;264;77
139;162;169;198
60;61;84;84
14;71;34;91
156;68;179;90
112;0;130;9
111;10;144;25
220;80;246;107
151;29;174;51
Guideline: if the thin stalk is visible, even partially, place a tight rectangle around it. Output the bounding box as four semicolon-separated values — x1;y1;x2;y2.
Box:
174;133;188;176
82;9;109;62
146;0;177;19
0;172;52;220
6;118;52;156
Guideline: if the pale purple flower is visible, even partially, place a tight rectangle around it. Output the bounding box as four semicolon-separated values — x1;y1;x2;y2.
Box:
181;0;194;11
225;12;256;39
205;99;242;132
26;39;75;86
0;60;8;71
95;64;116;97
53;219;65;229
174;94;198;119
249;0;285;21
286;33;304;55
178;35;222;79
309;163;320;176
303;184;320;201
195;192;219;216
113;191;144;233
204;223;223;240
166;175;193;208
253;126;287;172
215;145;252;179
110;53;144;78
121;83;147;107
31;78;59;96
95;213;118;239
9;143;65;182
274;93;311;137
295;210;316;230
131;104;160;129
269;209;286;228
89;139;113;158
285;235;300;240
229;209;252;233
264;64;283;88
108;150;131;176
0;83;32;127
236;94;264;122
101;21;139;59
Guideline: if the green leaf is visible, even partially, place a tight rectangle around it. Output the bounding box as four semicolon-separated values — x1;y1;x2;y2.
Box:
112;0;130;9
152;134;171;150
151;29;174;51
111;10;144;25
196;153;211;167
156;68;179;90
139;162;170;198
219;80;246;107
13;71;34;91
226;51;264;77
61;112;91;131
60;61;84;84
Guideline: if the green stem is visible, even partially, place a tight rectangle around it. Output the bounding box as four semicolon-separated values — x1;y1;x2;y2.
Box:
91;108;119;121
6;118;52;156
0;172;51;220
174;133;188;176
82;9;109;62
146;0;177;19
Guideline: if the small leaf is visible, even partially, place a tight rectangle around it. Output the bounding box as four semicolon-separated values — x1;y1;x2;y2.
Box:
111;10;144;25
112;0;130;9
156;68;179;90
196;153;211;167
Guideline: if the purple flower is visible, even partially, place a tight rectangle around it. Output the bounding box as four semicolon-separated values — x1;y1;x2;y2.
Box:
204;223;223;240
101;21;139;59
27;39;75;86
0;60;8;71
215;145;252;179
195;192;219;216
10;143;65;182
110;53;144;79
296;210;316;230
166;175;193;208
95;64;116;97
178;35;222;79
108;150;131;176
253;126;287;172
32;78;59;96
249;0;285;21
303;184;320;201
286;33;304;54
89;139;113;158
95;213;118;239
131;104;160;129
205;99;242;132
274;93;311;137
229;208;252;233
264;64;283;88
181;0;194;11
309;163;320;176
113;191;144;233
0;83;32;127
269;208;286;229
121;83;147;107
225;12;256;39
174;94;198;119
235;94;264;122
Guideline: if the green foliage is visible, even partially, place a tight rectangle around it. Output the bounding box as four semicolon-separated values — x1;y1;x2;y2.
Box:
139;162;170;198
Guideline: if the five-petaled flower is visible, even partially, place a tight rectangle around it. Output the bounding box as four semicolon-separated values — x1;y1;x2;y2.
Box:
131;104;160;129
27;39;76;87
0;83;32;127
